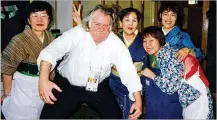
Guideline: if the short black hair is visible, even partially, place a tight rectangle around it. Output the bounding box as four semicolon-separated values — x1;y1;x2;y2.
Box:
26;1;53;25
157;2;184;27
119;8;141;22
141;26;165;46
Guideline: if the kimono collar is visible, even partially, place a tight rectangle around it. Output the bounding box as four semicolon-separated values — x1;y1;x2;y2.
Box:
23;25;49;48
165;26;181;38
123;30;139;48
23;25;36;36
164;26;182;44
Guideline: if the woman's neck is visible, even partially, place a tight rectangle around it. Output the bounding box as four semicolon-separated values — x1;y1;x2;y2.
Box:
123;32;136;42
33;30;44;42
123;33;135;41
153;47;162;57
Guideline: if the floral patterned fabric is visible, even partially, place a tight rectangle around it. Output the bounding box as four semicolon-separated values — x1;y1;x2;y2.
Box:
154;43;183;95
178;81;201;108
154;43;213;119
207;88;214;119
154;43;200;106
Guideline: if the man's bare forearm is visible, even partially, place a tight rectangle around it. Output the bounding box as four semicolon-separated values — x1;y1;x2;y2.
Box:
39;60;52;81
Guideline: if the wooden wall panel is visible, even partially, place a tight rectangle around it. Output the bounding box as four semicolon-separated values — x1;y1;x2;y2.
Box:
73;0;81;27
201;1;209;71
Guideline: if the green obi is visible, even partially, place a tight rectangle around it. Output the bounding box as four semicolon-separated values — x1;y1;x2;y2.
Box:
149;55;160;69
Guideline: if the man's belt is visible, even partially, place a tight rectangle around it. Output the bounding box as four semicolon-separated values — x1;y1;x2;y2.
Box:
17;62;39;76
111;62;143;77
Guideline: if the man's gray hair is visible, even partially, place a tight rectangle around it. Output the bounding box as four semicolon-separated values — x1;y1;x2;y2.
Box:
82;4;120;30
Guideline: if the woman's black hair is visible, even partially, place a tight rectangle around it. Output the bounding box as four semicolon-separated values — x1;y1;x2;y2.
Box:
119;7;141;22
26;1;53;25
157;2;184;27
141;26;165;46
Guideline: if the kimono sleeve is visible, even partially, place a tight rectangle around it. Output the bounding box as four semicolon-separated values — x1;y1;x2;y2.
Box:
182;32;204;62
1;36;26;74
153;50;184;95
113;47;142;101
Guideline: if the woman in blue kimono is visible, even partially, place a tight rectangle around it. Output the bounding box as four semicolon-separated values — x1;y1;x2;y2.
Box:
158;2;204;61
108;8;147;119
142;26;213;119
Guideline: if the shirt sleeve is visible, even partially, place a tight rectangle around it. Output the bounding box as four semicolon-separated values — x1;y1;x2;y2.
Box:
1;36;25;74
181;32;204;62
37;25;83;71
114;48;142;101
153;50;184;95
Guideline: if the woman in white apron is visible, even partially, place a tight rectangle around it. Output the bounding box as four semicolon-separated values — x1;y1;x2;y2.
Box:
1;1;54;119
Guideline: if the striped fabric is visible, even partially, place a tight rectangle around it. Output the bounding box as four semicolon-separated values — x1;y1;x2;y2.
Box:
111;62;143;77
1;25;54;74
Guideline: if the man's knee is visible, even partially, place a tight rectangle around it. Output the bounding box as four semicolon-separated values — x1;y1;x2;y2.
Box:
40;104;69;119
1;111;5;119
100;109;122;119
40;105;56;119
98;101;122;119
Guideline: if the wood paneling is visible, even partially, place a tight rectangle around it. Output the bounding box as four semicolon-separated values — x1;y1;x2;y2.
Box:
73;0;81;27
201;1;209;71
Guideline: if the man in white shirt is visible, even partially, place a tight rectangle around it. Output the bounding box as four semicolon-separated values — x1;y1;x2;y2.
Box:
37;4;142;119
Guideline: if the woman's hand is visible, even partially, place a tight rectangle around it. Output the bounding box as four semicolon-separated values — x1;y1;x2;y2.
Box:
142;68;156;80
1;74;12;103
1;94;8;103
176;48;190;60
73;4;82;25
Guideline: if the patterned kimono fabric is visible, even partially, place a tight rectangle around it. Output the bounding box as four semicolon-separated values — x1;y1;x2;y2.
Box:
109;32;147;119
1;25;54;120
180;55;213;119
156;44;213;119
145;54;183;119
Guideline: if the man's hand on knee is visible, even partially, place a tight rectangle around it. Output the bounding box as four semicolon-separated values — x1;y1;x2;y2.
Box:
128;102;142;120
39;80;62;104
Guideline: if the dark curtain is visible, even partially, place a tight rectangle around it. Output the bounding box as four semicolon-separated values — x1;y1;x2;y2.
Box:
206;1;216;93
1;1;30;51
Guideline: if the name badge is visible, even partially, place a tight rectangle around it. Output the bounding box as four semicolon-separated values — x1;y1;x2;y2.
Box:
86;70;100;92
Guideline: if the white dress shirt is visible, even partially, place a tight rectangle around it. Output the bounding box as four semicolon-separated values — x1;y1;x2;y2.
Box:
37;25;142;100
